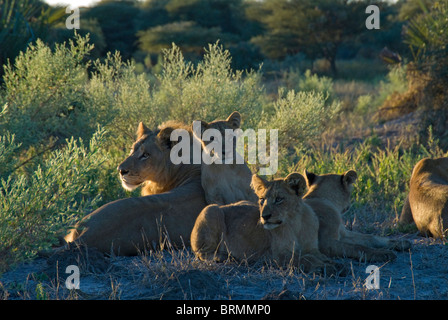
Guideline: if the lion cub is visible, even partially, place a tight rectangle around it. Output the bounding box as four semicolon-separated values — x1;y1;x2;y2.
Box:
192;111;257;205
191;172;338;274
303;170;411;262
399;157;448;238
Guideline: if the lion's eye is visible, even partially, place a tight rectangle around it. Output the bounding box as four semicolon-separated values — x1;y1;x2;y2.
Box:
140;152;150;160
259;198;265;205
275;197;284;204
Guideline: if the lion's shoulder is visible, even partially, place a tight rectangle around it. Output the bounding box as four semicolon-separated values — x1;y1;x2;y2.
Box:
409;157;448;203
303;170;356;210
412;157;448;182
201;163;257;205
405;157;448;238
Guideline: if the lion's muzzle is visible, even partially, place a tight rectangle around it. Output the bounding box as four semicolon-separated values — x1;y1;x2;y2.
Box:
260;213;282;230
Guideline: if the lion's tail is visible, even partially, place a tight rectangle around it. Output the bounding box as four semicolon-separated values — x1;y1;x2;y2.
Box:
398;195;415;227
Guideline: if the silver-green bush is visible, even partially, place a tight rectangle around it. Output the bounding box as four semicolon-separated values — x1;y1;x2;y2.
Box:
0;128;107;270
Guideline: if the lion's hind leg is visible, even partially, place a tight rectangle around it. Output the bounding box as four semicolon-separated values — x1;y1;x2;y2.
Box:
319;237;397;262
279;247;344;276
292;252;343;276
398;195;415;227
342;229;411;252
191;204;228;262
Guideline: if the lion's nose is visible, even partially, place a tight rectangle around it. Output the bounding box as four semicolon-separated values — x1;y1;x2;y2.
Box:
117;166;129;176
262;213;272;221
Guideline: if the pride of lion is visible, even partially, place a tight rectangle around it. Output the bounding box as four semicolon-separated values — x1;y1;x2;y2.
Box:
61;110;448;274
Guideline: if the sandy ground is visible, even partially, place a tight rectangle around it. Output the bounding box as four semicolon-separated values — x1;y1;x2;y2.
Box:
1;233;447;300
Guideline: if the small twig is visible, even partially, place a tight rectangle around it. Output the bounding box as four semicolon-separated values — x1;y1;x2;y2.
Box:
9;139;60;174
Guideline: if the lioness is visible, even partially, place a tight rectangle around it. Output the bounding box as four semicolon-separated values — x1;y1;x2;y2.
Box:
303;170;411;262
64;121;207;255
191;172;337;274
192;111;257;205
399;157;448;238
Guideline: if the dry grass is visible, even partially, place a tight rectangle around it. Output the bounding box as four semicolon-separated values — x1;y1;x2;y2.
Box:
4;229;447;300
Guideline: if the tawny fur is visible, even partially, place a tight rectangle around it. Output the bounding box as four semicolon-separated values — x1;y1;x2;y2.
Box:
191;173;338;274
63;121;207;255
192;111;257;205
303;170;411;262
399;157;448;238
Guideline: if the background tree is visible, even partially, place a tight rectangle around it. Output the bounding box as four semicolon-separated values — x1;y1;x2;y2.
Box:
398;0;434;20
136;0;262;68
248;0;374;75
404;0;448;142
137;21;224;58
0;0;65;78
377;0;448;146
356;1;406;60
82;0;140;60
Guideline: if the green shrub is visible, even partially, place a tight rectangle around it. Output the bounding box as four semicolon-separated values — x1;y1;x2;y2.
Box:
375;65;408;108
150;42;266;129
403;0;448;144
0;132;21;180
265;89;340;151
281;68;334;101
0;32;153;155
87;50;151;143
1;34;95;151
0;127;108;271
298;70;334;101
354;94;373;115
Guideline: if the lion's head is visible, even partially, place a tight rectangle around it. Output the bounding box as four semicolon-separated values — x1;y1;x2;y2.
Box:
303;170;357;212
251;172;307;230
191;111;241;162
118;121;198;195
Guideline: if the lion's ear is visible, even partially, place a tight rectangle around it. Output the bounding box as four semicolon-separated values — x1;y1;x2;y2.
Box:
342;170;357;187
304;170;317;188
226;111;241;129
200;120;209;135
157;127;175;149
192;120;209;136
137;122;151;139
251;174;267;196
285;172;307;197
